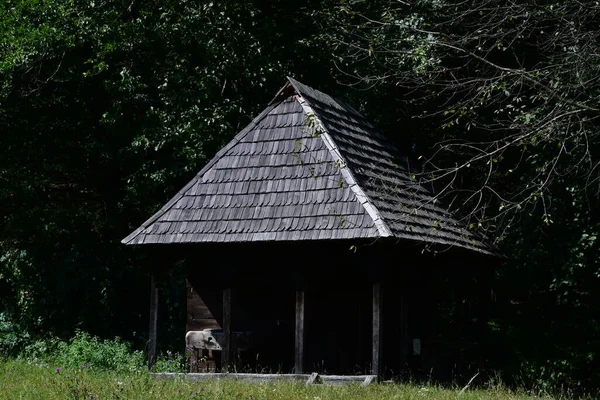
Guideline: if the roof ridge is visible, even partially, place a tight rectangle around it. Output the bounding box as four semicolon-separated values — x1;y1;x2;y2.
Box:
122;77;493;253
121;101;280;245
292;94;393;238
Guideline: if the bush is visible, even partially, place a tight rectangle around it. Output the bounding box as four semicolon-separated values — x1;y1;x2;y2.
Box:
0;313;30;358
16;331;146;373
19;337;60;365
52;331;145;373
10;329;184;373
152;349;186;373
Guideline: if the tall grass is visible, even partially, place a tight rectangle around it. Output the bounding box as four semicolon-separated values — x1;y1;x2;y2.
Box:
0;331;591;399
0;358;568;400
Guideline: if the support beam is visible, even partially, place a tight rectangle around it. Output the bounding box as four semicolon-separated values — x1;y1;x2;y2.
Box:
399;295;408;368
295;289;305;373
372;283;382;378
148;272;159;370
222;288;232;373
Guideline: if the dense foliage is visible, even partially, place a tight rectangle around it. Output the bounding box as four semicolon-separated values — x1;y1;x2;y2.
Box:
0;0;330;342
1;0;599;392
316;0;600;390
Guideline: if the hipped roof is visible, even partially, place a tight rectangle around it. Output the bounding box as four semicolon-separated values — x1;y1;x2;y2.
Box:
123;78;492;254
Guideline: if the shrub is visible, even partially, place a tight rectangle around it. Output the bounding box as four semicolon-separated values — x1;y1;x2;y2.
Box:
53;331;145;373
152;349;186;373
0;313;30;358
11;330;183;373
19;337;61;366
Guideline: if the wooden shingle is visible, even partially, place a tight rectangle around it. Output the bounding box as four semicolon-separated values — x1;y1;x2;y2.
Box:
123;78;492;254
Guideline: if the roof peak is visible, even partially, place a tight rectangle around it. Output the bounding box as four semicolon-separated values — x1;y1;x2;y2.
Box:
123;78;493;254
292;93;392;238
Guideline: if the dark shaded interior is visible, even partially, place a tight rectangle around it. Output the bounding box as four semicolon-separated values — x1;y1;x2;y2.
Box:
179;239;494;380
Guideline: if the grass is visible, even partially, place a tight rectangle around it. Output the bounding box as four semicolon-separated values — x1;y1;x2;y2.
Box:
0;359;573;400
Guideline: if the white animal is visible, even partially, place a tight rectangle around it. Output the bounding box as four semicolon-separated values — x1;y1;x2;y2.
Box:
185;330;223;351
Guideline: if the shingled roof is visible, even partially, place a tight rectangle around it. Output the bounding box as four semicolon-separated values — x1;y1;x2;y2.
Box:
123;78;492;254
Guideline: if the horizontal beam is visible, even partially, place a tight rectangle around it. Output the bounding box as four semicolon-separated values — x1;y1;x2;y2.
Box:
156;373;308;383
154;373;377;386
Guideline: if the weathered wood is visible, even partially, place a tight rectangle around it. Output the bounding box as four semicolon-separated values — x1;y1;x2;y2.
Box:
154;373;377;386
186;279;221;332
155;373;310;382
399;295;408;368
187;320;221;332
306;372;320;385
320;375;376;384
222;288;232;373
361;375;377;387
187;302;216;320
122;79;493;255
148;272;159;370
477;268;492;372
208;350;216;372
372;283;382;378
295;289;305;373
189;348;205;373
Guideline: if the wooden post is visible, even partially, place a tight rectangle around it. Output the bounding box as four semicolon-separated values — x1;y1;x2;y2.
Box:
295;289;305;373
148;271;159;370
222;287;232;373
372;283;382;378
477;267;492;372
399;295;407;368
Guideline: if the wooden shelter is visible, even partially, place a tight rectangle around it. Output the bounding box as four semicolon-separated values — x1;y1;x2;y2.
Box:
123;78;494;380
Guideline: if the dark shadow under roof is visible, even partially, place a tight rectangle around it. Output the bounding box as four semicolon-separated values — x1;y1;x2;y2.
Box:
123;78;493;254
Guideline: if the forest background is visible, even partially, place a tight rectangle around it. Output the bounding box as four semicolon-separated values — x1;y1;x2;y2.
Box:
1;0;599;393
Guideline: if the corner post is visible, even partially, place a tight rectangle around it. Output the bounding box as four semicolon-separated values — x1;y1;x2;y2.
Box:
295;288;305;373
222;287;232;373
372;282;382;378
148;271;159;370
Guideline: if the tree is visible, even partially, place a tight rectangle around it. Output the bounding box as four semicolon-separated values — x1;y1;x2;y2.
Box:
0;0;334;344
316;0;600;389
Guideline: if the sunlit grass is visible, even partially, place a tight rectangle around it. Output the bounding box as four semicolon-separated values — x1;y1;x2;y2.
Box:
0;359;577;399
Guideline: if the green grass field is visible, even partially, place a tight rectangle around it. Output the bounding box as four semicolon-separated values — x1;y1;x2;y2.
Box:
0;359;573;400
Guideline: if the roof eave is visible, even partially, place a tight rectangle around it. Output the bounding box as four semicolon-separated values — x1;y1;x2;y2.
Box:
121;101;281;246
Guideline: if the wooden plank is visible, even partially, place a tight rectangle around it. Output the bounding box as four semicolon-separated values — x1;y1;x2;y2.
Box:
188;306;215;321
154;373;377;386
148;272;159;370
362;375;376;387
187;285;216;319
320;375;376;384
222;288;232;373
295;289;305;373
357;300;363;370
155;373;310;382
400;295;407;368
372;283;381;378
189;348;201;373
186;279;220;333
187;319;221;331
306;372;320;385
188;304;215;321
